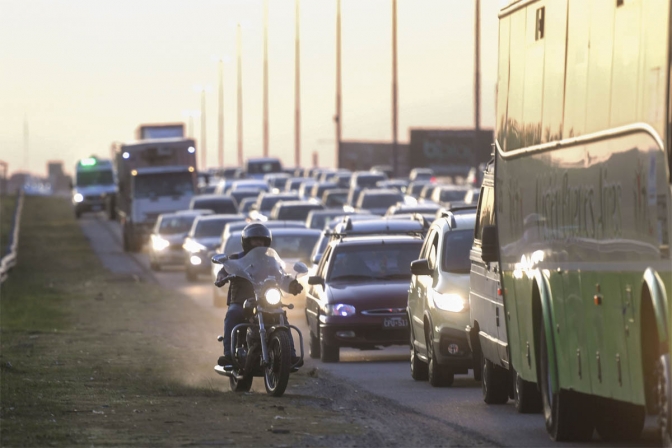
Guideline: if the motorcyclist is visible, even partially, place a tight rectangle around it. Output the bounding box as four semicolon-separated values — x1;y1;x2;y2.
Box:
215;223;304;368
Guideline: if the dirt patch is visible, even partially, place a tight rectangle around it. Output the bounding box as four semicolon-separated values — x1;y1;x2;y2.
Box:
1;196;485;447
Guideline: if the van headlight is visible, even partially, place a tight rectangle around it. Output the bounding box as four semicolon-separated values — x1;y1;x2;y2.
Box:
264;288;282;305
433;293;467;312
73;193;84;203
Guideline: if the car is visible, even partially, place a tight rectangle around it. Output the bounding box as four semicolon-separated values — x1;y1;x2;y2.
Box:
355;189;405;215
305;235;424;362
283;177;312;192
322;189;350;209
407;211;478;387
406;181;431;198
211;227;321;307
182;214;245;281
462;188;480;205
248;192;300;222
189;194;238;214
237;197;257;215
385;203;441;217
305;209;357;230
311;182;339;200
149;211;209;271
370;165;393;178
376;179;408;193
298;180;318;199
269;200;325;222
245;157;283;180
347;171;388;206
327;171;351;188
431;185;470;206
418;184;442;203
263;172;291;192
228;179;269;193
229;188;263;206
409;168;434;182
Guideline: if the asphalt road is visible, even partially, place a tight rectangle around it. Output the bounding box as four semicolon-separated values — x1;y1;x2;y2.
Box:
79;213;660;447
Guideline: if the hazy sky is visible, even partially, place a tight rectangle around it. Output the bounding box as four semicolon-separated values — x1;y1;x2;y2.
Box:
0;0;499;176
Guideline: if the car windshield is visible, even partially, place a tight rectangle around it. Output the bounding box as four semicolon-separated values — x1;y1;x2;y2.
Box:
360;193;403;209
193;199;237;214
77;170;114;187
441;229;473;273
277;205;322;221
133;172;194;198
259;195;292;212
194;219;230;237
158;216;196;234
325;192;348;207
328;243;421;282
440;190;467;202
231;190;259;203
355;174;386;188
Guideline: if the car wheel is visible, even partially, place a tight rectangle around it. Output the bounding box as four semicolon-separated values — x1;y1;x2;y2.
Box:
427;329;453;387
482;353;509;404
410;321;428;381
75;210;82;219
309;331;321;359
514;368;542;413
320;333;339;363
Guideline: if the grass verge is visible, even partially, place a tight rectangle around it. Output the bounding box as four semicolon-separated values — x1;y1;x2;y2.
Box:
0;196;358;446
0;193;17;254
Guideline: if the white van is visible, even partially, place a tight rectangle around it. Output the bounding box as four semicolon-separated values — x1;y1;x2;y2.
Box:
467;160;542;413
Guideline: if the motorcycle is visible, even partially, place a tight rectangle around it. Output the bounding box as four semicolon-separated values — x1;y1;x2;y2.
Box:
211;246;308;397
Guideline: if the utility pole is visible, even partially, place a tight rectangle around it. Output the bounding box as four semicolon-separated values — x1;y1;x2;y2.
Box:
474;0;481;142
218;59;224;168
294;0;301;168
237;24;244;166
391;0;399;178
335;0;342;169
263;0;269;157
200;88;206;171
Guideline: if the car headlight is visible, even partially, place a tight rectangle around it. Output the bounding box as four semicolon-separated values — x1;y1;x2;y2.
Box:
264;288;282;305
73;193;84;203
190;255;202;265
326;303;356;317
433;293;467;312
151;235;170;251
183;240;206;253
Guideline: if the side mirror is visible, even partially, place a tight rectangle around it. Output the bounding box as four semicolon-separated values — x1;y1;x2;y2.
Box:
410;259;432;276
308;276;324;286
481;225;499;263
211;253;229;264
293;262;309;274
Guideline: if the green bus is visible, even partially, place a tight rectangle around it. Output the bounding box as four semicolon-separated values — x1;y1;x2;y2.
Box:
491;0;672;442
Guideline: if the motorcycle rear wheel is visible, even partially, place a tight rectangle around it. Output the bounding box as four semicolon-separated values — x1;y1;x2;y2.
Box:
264;331;292;397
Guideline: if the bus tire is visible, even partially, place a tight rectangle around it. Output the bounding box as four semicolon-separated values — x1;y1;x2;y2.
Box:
657;355;672;447
482;353;508;404
514;369;542;413
539;320;595;441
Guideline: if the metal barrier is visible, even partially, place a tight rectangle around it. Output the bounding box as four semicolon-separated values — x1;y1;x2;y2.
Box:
0;192;24;284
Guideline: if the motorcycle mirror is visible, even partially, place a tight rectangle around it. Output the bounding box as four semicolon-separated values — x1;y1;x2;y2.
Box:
293;262;309;274
211;253;229;264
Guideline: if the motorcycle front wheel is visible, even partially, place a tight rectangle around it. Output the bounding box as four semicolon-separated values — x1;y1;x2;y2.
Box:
264;331;292;397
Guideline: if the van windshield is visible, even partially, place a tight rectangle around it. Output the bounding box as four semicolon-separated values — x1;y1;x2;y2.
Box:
77;170;114;187
133;172;194;198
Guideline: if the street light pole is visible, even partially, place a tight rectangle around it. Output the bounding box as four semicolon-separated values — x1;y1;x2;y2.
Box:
391;0;399;178
237;24;244;167
294;0;301;168
263;0;269;157
200;88;207;171
218;59;224;168
335;0;342;169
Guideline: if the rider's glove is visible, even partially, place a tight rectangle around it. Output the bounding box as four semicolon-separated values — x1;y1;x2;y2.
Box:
288;279;303;296
215;267;229;288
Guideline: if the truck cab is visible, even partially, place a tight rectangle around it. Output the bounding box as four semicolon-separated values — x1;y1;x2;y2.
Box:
72;157;117;219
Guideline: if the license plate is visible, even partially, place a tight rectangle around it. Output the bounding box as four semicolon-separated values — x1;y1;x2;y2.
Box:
383;316;408;329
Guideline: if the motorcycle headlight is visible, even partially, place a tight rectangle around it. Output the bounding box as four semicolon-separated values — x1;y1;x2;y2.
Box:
433;293;467;313
264;288;282;305
327;303;356;317
151;235;170;251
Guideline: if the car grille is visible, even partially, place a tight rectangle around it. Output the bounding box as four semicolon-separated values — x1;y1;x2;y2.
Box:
360;308;406;316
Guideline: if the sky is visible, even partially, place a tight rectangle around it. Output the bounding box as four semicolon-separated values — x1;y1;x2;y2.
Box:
0;0;500;177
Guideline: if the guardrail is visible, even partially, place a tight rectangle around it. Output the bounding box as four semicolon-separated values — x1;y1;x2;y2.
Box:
0;192;24;284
